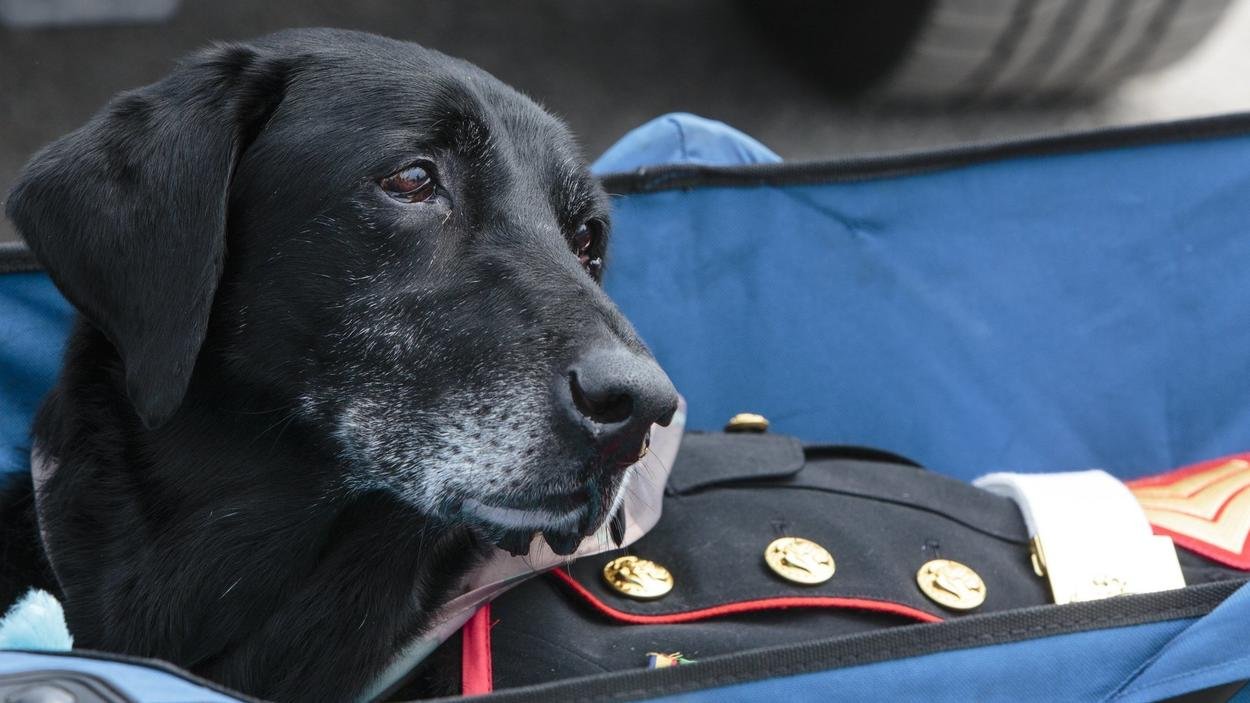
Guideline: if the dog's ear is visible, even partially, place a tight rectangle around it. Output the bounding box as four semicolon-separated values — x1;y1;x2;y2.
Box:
5;44;289;429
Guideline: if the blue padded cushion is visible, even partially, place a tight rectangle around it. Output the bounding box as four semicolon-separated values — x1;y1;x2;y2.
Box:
595;114;1250;480
0;272;71;476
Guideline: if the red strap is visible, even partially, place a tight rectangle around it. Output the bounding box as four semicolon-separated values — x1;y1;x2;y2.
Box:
550;568;942;624
460;604;493;696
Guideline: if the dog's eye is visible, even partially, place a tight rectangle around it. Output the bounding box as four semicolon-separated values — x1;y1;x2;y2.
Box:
572;222;594;257
573;220;604;275
379;164;439;203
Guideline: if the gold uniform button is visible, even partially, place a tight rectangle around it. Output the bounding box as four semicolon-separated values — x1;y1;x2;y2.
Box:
916;559;987;611
725;413;770;433
764;537;835;585
602;555;674;600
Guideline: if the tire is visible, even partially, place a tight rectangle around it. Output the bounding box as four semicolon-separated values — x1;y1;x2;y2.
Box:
749;0;1237;102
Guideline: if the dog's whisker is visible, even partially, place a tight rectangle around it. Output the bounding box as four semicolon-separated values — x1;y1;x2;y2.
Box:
219;576;243;600
205;509;242;524
233;404;295;416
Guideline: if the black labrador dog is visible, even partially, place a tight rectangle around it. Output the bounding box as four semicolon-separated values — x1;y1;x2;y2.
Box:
1;28;677;701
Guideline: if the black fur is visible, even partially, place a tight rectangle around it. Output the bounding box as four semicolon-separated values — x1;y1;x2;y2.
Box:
3;29;675;701
0;473;56;608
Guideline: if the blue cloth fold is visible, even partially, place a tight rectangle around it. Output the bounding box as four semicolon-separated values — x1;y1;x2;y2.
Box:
592;112;780;174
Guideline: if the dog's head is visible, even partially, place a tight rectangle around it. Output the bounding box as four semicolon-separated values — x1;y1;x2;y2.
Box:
6;29;677;555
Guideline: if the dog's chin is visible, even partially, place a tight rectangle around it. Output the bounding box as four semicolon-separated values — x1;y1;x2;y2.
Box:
461;485;623;557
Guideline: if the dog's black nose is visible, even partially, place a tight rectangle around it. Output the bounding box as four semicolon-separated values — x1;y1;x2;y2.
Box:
564;348;679;455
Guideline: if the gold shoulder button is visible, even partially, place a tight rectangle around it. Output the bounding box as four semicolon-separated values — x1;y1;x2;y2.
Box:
602;555;673;600
916;559;987;611
764;536;835;585
725;413;769;433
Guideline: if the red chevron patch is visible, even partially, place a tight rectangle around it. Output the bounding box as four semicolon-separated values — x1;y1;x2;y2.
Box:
1128;454;1250;570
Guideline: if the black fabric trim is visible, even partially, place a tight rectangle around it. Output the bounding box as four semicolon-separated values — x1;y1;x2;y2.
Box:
4;649;261;703
439;580;1245;703
0;242;39;274
598;112;1250;195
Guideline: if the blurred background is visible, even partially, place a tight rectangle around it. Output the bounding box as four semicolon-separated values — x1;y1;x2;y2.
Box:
2;0;1249;244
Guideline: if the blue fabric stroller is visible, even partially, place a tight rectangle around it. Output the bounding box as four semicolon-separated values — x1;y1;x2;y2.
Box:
2;112;1249;701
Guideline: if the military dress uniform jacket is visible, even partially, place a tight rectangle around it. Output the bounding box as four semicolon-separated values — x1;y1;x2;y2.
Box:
468;431;1250;694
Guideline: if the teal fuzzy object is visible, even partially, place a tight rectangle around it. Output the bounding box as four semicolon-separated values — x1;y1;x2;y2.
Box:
0;588;72;650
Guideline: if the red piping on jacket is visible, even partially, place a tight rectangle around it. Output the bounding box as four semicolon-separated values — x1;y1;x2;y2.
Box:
549;568;943;625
